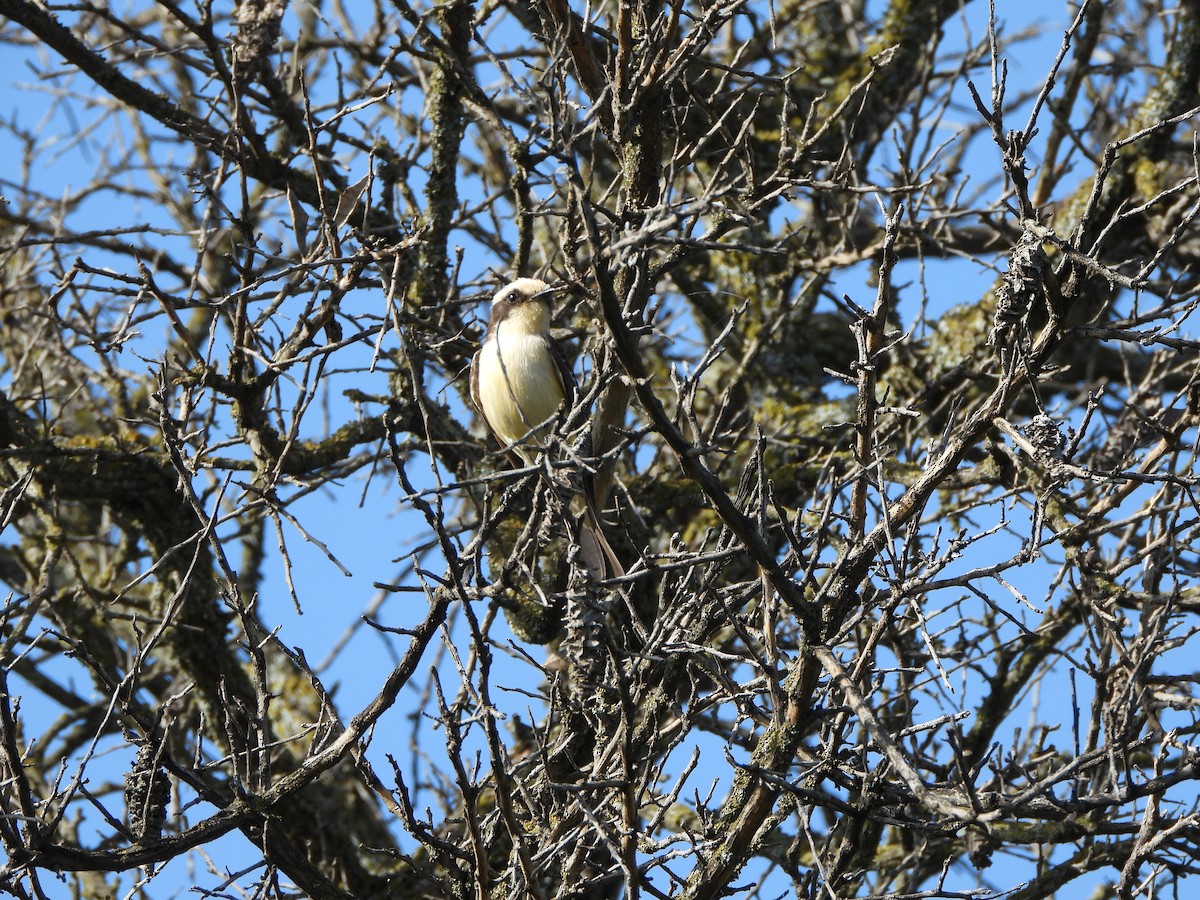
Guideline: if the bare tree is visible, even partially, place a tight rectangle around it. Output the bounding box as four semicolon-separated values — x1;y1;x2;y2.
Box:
2;0;1200;897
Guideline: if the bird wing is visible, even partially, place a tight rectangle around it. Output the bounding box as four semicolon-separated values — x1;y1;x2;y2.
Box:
469;347;496;439
469;347;481;412
548;332;577;411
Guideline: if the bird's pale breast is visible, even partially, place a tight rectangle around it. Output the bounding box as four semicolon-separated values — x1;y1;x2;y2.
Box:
476;329;565;451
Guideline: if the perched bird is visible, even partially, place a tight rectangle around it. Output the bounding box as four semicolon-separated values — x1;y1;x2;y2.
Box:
471;278;622;578
470;278;572;464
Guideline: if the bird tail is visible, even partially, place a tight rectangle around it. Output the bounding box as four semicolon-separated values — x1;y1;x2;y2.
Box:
570;491;624;581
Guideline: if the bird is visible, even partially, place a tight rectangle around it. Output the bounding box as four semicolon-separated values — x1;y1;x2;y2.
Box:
470;277;622;579
470;278;573;465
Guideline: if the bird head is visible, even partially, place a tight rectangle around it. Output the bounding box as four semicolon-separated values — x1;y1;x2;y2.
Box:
490;278;553;332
